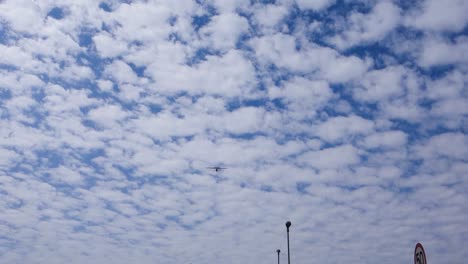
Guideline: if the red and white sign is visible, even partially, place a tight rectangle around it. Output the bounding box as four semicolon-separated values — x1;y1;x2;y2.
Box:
414;243;427;264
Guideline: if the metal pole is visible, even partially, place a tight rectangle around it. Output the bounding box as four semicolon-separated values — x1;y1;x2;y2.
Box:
286;221;291;264
277;249;280;264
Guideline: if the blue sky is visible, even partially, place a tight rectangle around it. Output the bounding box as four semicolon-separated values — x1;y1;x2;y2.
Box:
0;0;467;263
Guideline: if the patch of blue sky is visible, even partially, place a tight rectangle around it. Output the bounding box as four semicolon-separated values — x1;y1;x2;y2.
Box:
318;140;357;151
47;181;79;196
45;75;95;93
0;86;12;101
125;62;145;78
284;7;319;32
78;31;95;48
421;65;458;80
384;37;460;79
342;43;394;61
101;201;130;218
329;86;378;116
235;33;253;51
0;219;18;233
192;14;212;31
446;26;468;40
76;148;105;164
225;97;268;110
170;134;195;142
423;122;466;136
33;149;64;168
0;22;12;44
81;119;102;131
256;0;276;4
3;161;33;178
20;109;47;128
392;119;428;142
296;182;311;194
98;2;113;12
6;197;24;209
165;215;182;225
394;0;426;11
336;0;373;13
186;48;223;66
0;64;20;73
328;84;438;145
100;22;118;34
76;51;110;78
259;64;300;87
226;132;266;141
120;171;171;188
168;32;187;46
147;103;163;114
47;7;65;20
72;225;91;234
81;177;100;191
0;236;18;252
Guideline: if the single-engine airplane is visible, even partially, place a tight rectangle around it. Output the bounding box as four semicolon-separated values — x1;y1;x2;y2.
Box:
207;166;227;172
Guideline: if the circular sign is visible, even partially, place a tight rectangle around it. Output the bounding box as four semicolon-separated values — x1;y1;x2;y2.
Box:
414;243;427;264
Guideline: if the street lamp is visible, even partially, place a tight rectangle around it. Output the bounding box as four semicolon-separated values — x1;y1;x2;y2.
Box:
276;249;280;264
285;221;291;264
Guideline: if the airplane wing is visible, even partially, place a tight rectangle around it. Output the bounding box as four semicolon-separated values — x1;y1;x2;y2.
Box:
206;167;227;170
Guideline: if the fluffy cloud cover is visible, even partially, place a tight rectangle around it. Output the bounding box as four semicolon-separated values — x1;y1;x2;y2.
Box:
0;1;467;264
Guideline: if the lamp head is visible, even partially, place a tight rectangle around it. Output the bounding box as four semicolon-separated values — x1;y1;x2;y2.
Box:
277;249;280;254
285;221;291;229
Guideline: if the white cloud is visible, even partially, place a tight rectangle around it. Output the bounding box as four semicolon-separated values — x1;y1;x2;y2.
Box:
418;36;468;67
199;12;249;51
0;148;19;168
5;95;36;110
209;0;251;13
414;133;468;160
405;0;468;32
425;70;465;100
320;53;370;83
87;104;128;128
253;4;289;30
299;144;361;169
61;64;95;82
361;130;407;149
97;79;114;92
110;2;173;43
49;165;84;185
0;44;37;69
353;66;409;102
314;115;375;143
269;77;334;119
295;0;336;11
223;107;265;134
44;84;98;114
431;98;468;117
93;33;128;58
329;1;401;49
250;33;369;82
146;49;257;97
124;41;190;68
0;0;46;33
104;60;138;84
0;1;467;264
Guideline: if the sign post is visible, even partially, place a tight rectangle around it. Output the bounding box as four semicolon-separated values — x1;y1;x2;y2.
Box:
414;243;427;264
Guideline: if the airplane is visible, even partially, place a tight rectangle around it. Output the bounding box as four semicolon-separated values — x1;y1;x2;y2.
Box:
207;166;227;172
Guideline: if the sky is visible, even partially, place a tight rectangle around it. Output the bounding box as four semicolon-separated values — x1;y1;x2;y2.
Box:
0;0;467;263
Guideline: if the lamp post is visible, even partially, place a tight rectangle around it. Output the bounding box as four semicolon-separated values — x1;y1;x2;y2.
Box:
285;221;291;264
276;249;280;264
